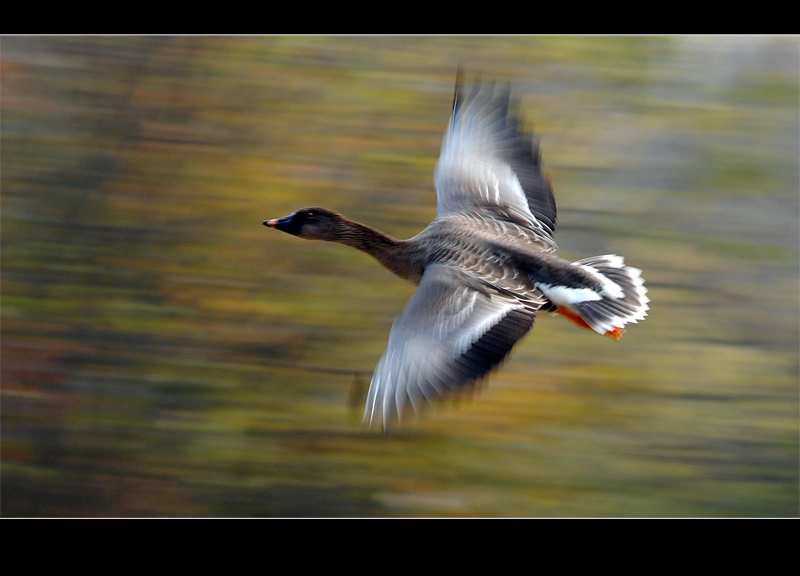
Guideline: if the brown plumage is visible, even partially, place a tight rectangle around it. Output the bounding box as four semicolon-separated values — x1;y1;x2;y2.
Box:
265;73;649;429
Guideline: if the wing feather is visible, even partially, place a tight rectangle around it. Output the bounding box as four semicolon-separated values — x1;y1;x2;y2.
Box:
364;265;543;429
434;76;557;241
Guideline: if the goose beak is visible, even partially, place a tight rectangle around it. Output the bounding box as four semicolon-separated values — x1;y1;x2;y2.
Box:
264;215;295;233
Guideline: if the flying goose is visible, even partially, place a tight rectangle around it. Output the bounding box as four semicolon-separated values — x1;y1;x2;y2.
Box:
265;72;649;430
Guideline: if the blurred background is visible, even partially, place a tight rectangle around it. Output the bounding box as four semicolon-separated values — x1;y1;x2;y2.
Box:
2;36;798;517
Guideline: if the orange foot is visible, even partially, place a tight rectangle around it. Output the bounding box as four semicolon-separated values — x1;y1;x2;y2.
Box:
555;307;625;340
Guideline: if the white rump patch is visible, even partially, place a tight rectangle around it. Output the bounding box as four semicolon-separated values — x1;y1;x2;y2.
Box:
537;283;602;307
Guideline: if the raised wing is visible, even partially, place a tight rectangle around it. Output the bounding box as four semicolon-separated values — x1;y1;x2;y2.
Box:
363;265;544;429
434;72;557;246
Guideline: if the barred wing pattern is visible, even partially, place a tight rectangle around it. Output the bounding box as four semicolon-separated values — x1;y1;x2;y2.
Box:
364;265;544;428
365;77;559;428
434;75;557;247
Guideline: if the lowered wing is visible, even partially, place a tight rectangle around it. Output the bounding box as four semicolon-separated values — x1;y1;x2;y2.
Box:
364;264;544;429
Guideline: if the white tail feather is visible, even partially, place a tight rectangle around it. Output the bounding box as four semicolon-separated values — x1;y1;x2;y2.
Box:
540;254;649;336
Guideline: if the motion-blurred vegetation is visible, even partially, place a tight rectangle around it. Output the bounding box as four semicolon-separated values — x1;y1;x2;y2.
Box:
2;36;798;517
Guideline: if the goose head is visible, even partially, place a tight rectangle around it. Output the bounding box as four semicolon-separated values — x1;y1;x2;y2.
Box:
264;207;349;241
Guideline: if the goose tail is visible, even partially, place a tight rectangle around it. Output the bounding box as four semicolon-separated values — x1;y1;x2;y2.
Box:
541;255;649;340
